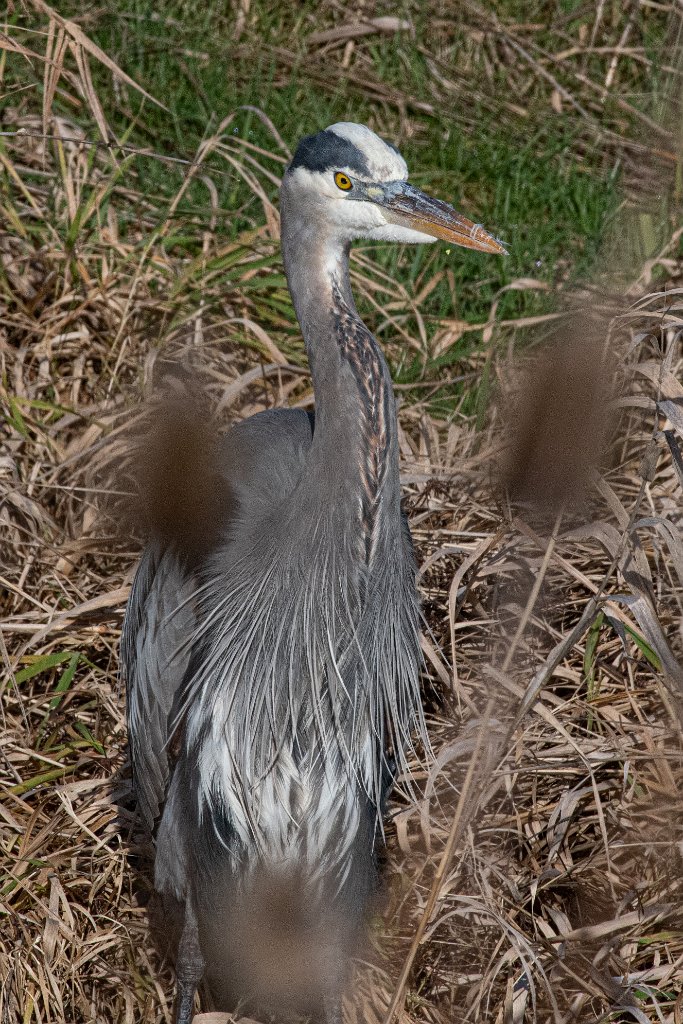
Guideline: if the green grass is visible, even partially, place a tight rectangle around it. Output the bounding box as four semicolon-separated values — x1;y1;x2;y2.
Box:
2;0;677;416
20;2;629;313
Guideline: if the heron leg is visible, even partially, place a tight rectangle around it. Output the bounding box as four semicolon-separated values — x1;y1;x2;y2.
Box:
174;900;204;1024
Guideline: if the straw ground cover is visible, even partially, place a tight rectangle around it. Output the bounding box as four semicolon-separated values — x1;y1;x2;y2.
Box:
1;2;683;1022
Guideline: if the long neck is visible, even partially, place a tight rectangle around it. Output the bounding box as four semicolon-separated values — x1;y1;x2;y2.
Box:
281;208;401;559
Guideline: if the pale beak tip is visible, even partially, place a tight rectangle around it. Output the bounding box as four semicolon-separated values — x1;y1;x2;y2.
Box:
471;223;508;255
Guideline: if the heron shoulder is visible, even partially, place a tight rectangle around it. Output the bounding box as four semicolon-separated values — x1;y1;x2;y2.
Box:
218;407;314;513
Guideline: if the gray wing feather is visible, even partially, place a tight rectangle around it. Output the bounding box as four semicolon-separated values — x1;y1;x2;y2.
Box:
122;543;196;830
122;408;314;832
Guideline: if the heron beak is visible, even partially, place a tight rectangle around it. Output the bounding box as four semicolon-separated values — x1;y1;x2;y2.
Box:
371;180;507;255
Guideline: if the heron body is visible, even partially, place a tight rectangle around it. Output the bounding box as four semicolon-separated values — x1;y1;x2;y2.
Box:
122;122;505;1023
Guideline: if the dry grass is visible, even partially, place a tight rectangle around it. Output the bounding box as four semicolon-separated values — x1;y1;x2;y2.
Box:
2;4;683;1023
389;299;683;1023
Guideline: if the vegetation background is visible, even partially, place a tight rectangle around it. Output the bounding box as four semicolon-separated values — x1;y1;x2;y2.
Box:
1;1;683;1022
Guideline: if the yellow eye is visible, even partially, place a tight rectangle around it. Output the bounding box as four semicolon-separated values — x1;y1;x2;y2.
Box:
334;172;353;191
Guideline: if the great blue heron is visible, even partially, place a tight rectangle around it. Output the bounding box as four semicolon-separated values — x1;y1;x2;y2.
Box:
122;122;505;1024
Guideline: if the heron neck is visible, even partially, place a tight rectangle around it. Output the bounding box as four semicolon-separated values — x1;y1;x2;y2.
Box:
281;218;356;343
281;219;401;549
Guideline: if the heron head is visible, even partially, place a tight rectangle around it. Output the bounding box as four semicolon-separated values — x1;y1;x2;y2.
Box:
281;122;506;254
